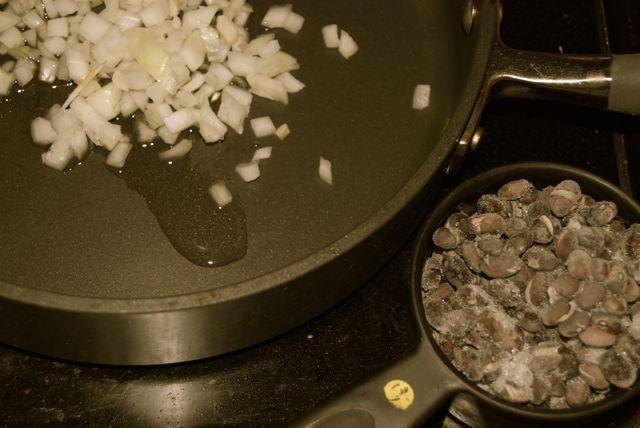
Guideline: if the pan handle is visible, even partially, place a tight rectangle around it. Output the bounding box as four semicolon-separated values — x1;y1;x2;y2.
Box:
290;342;463;428
488;45;640;115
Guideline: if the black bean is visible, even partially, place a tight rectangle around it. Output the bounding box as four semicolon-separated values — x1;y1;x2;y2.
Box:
531;215;554;244
542;300;572;326
524;246;560;271
497;179;534;200
603;296;627;316
505;231;533;256
566;377;590;408
601;350;637;388
565;249;592;279
555;229;579;261
587;201;618;227
526;272;550;307
558;310;591;338
477;236;504;255
519;310;543;333
579;362;609;390
592;312;623;335
477;194;507;214
624;223;640;260
460;240;482;273
574;282;605;311
470;213;506;235
444;251;475;289
486;279;522;308
579;326;616;348
433;227;460;250
505;217;528;238
481;252;522;279
552;274;580;298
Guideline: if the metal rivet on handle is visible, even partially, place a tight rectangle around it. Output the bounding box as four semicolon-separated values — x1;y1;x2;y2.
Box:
462;0;476;34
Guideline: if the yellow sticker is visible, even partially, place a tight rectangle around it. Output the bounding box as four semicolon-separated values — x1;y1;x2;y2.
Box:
384;380;415;410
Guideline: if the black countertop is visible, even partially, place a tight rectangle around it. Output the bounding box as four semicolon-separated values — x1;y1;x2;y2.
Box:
2;1;640;426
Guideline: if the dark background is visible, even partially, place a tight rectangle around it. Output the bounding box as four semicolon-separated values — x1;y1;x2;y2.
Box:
2;0;640;426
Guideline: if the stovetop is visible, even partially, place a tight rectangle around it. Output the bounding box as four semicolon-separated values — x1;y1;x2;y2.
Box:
2;1;640;426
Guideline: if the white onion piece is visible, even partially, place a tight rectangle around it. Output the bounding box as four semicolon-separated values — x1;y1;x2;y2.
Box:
338;29;358;59
106;141;133;168
158;125;179;144
144;103;168;129
130;90;149;110
247;73;287;104
235;161;260;182
31;117;57;146
38;56;58;83
412;84;431;110
119;93;137;117
282;11;304;34
182;6;217;31
208;180;232;208
22;11;44;29
42;0;59;18
260;39;280;57
0;60;14;72
23;28;37;47
79;80;101;97
78;12;111;44
217;89;248;134
321;24;339;48
67;128;89;159
197;100;227;142
204;63;233;91
53;0;77;16
147;82;168;104
43;37;67;56
180;31;206;71
0;68;13;94
250;116;275;138
70;97;122;149
223;85;252;107
0;11;21;32
226;51;258;77
125;28;170;80
319;157;332;185
136;119;157;142
261;4;291;29
158;138;192;161
244;33;274;56
182;71;205;92
257;51;298;77
0;27;23;49
113;64;154;91
139;0;168;27
173;90;198;108
42;139;73;171
116;12;142;31
49;106;80;133
86;83;122;120
62;64;104;109
47;17;68;38
14;58;35;86
251;146;272;161
216;14;237;46
66;48;89;83
163;108;195;133
277;71;305;93
275;123;289;140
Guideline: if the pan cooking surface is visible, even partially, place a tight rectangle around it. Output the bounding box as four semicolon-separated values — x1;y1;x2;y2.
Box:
0;0;455;299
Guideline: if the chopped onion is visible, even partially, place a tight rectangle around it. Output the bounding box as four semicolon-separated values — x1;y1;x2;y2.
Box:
78;12;111;44
47;17;68;38
0;68;13;94
42;139;73;171
62;64;104;109
22;11;44;29
412;84;431;110
319;156;332;185
181;30;205;71
38;56;58;83
139;0;168;28
250;116;275;138
275;123;290;140
226;51;258;77
43;36;67;56
182;6;217;31
53;0;77;17
125;28;169;80
182;71;205;92
338;29;358;59
277;71;304;93
0;27;23;49
217;88;248;134
198;100;227;142
247;73;288;104
106;141;133;168
257;51;298;77
204;62;233;91
235;161;260;182
244;33;274;56
14;58;35;86
208;180;232;208
321;24;339;48
31;117;57;146
282;11;304;34
136;119;157;142
66;48;89;83
67;128;89;159
0;11;21;32
42;0;59;18
158;125;179;145
251;146;272;161
215;14;237;46
23;28;37;47
261;5;291;29
158;138;192;161
163;108;195;133
86;83;122;120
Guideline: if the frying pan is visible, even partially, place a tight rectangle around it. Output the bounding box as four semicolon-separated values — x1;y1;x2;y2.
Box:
293;162;640;427
1;0;639;365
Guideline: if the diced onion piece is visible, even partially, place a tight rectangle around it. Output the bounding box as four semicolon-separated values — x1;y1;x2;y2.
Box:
140;0;168;27
208;180;233;208
0;27;23;49
78;12;112;44
319;157;332;185
338;29;358;59
136;119;157;142
158;138;192;161
119;93;137;117
38;57;58;83
216;14;237;46
217;88;248;134
247;73;288;104
275;123;290;140
251;146;272;162
147;81;168;103
67;129;89;159
198;101;227;142
125;28;170;80
43;37;67;56
22;11;44;29
261;4;291;29
53;0;77;16
42;0;59;18
0;11;21;32
257;51;299;77
244;33;274;56
282;11;304;34
276;71;304;93
62;64;104;109
158;125;179;145
182;6;217;31
224;85;252;107
250;116;275;138
66;48;89;83
235;161;260;182
0;68;14;95
42;139;73;171
204;63;233;91
226;51;258;77
47;17;68;38
86;83;122;120
322;24;339;48
106;141;133;168
181;30;206;71
182;72;205;92
23;28;37;47
260;39;280;57
163;108;195;133
31;117;57;146
412;84;431;110
14;58;35;86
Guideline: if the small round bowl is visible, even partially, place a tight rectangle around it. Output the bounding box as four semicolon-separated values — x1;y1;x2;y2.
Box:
410;161;640;422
